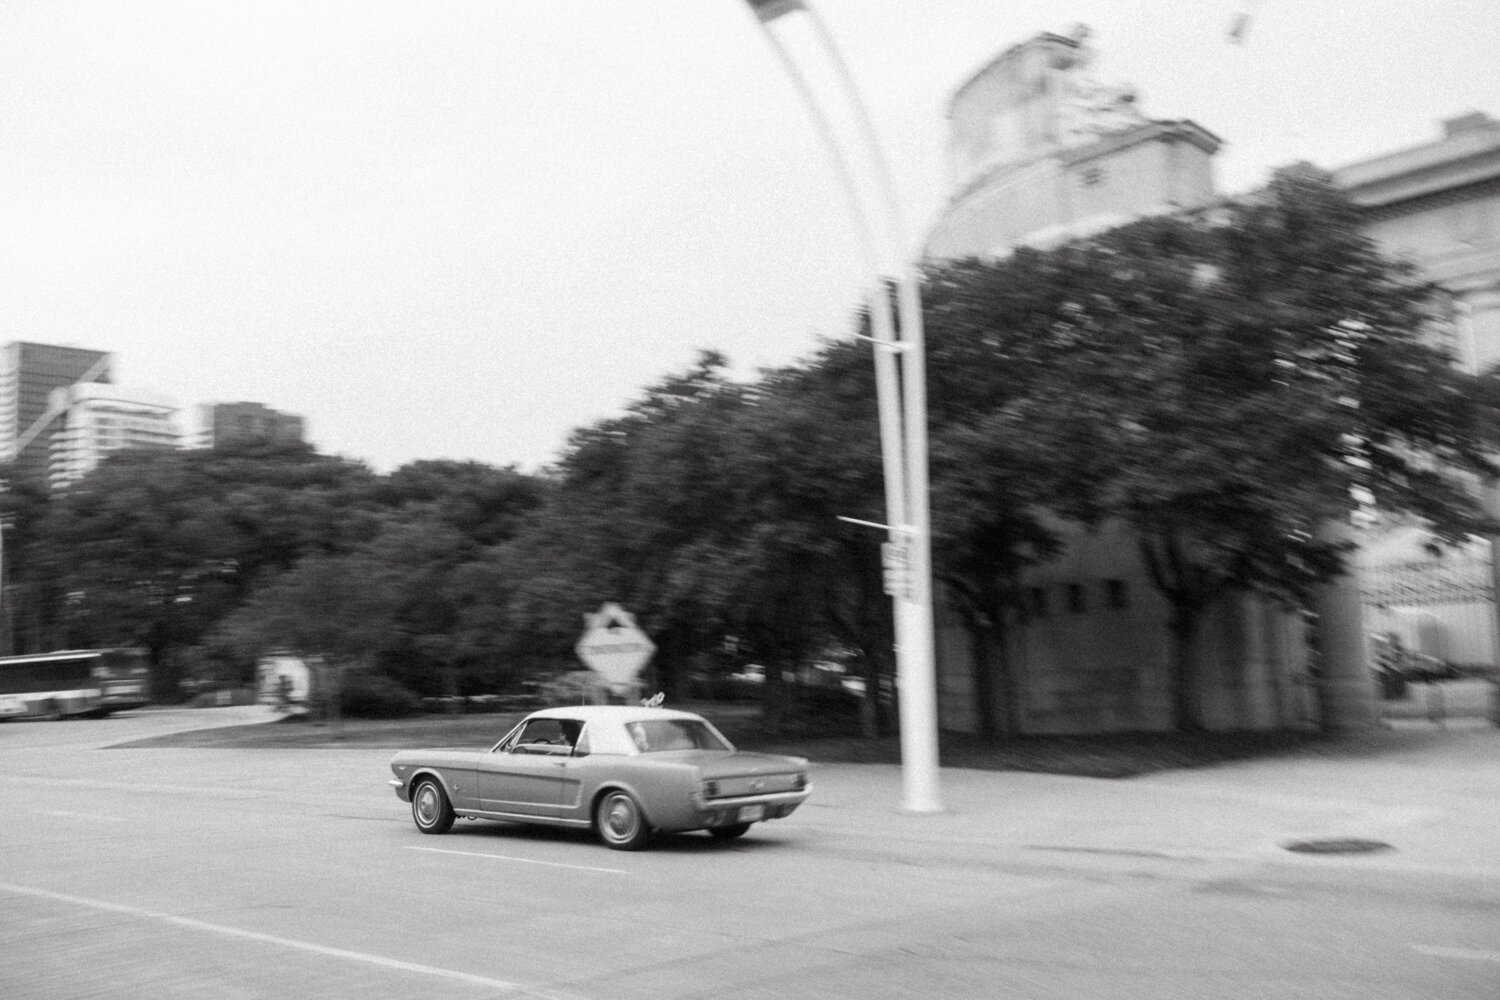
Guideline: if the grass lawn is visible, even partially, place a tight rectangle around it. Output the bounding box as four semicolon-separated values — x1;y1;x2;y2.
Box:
110;700;1490;779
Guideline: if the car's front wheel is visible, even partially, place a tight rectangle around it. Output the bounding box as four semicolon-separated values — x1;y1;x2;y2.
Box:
411;777;454;834
709;823;751;840
595;790;650;850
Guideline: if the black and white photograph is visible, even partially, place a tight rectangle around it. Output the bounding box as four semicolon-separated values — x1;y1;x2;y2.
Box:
2;2;1498;997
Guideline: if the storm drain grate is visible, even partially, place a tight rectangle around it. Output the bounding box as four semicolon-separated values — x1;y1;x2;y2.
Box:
1282;838;1394;855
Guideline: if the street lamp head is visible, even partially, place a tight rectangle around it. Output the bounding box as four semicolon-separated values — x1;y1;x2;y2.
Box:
745;0;805;24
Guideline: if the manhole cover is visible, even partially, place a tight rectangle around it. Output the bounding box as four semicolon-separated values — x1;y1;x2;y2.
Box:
1282;838;1393;855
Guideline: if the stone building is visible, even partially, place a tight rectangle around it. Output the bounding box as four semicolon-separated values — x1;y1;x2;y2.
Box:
1334;112;1500;671
923;30;1500;735
927;27;1222;259
923;28;1340;735
1333;111;1500;375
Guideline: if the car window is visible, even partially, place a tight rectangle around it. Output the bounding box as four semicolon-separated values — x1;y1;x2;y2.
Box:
624;719;732;753
509;718;584;754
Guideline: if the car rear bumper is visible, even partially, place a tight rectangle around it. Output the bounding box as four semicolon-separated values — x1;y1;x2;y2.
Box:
690;787;811;827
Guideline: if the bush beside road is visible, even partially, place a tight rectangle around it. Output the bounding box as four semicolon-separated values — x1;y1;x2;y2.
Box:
106;702;1492;779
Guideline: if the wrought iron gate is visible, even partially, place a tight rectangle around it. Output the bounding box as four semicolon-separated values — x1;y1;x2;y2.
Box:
1360;546;1499;724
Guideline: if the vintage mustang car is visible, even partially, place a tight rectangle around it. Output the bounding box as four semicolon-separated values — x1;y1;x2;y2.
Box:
388;705;812;850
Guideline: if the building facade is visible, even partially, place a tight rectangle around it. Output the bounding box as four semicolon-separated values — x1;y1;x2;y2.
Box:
1333;112;1500;671
198;401;306;449
1332;111;1500;375
924;28;1323;735
46;383;181;488
925;32;1500;735
926;27;1221;259
0;342;112;481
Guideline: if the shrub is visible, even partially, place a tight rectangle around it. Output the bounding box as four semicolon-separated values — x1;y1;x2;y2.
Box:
790;685;863;718
339;671;422;718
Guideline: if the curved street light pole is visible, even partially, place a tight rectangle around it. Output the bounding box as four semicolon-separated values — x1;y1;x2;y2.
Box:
742;0;942;813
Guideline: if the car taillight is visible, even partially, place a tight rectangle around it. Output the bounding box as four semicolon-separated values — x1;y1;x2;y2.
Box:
702;780;720;798
792;773;806;791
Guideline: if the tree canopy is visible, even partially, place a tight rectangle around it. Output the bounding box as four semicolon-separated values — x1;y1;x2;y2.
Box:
4;172;1493;735
920;169;1500;729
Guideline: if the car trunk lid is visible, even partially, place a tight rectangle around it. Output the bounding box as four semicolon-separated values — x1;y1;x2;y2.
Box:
664;750;808;797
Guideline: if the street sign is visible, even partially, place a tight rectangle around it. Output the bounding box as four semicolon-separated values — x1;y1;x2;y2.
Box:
574;603;656;694
881;541;911;600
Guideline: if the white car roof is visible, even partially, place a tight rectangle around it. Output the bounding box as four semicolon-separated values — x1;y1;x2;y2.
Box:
518;705;725;756
526;705;705;724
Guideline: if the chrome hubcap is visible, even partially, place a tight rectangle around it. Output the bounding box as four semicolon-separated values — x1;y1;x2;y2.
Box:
604;797;636;840
415;786;437;825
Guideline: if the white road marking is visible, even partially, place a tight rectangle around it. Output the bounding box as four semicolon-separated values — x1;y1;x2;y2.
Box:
0;880;527;991
40;809;127;823
0;773;271;799
1411;944;1500;963
404;845;629;875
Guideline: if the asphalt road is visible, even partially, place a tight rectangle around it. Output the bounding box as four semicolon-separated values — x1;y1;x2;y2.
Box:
2;708;1497;999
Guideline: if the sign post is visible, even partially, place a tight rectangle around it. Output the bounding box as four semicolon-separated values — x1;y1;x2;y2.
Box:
881;541;911;601
574;603;657;698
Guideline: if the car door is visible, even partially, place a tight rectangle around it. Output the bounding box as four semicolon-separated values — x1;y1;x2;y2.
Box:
548;723;600;819
474;717;580;817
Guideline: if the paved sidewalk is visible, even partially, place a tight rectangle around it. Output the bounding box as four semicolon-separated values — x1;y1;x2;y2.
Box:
800;726;1500;879
22;705;1499;880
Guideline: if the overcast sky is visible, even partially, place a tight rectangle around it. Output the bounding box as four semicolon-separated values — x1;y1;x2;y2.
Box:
3;1;1496;473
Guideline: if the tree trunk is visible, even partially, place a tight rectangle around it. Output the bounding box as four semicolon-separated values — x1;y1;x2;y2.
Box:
991;615;1021;738
148;639;181;703
856;651;880;739
442;662;460;714
761;658;787;735
1168;608;1203;732
965;619;999;739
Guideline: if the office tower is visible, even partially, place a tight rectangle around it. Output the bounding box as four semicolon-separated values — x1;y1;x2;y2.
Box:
198;401;306;449
0;342;113;480
47;383;180;488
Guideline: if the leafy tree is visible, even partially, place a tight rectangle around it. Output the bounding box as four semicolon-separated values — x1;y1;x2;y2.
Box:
368;459;550;696
0;470;55;655
920;257;1108;738
25;443;381;697
498;348;893;734
924;170;1500;730
730;342;894;735
212;547;407;721
499;353;757;700
927;411;1063;737
377;460;547;547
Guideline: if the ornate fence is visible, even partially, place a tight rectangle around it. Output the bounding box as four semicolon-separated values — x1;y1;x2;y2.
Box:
1360;550;1500;724
1359;552;1497;668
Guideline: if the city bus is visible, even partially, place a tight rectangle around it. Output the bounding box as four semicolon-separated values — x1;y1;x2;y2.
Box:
0;648;151;720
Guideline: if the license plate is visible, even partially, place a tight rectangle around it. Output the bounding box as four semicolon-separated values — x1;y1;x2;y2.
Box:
737;804;766;822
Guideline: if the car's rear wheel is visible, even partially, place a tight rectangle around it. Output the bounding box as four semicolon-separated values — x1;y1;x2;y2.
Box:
709;822;751;840
595;790;650;850
411;777;454;834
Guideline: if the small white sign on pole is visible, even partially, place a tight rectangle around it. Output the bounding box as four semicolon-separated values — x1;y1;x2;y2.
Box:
881;541;912;601
575;603;657;696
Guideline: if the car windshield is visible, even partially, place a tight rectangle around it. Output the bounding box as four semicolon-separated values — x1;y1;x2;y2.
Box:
625;719;732;753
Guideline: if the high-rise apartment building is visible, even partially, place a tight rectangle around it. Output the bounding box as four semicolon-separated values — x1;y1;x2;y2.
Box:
197;402;306;449
0;342;113;480
47;383;180;488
